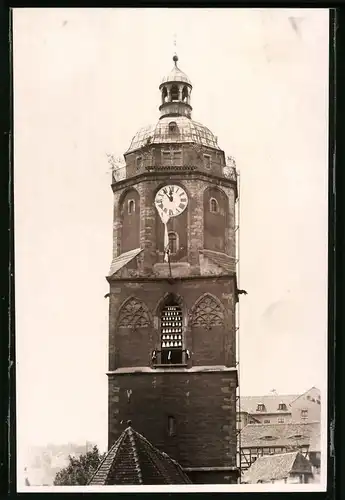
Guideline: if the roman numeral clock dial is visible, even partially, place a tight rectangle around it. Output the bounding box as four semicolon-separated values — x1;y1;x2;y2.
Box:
154;185;188;218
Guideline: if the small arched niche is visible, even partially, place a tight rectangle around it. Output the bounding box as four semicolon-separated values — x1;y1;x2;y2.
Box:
210;198;219;213
168;231;179;254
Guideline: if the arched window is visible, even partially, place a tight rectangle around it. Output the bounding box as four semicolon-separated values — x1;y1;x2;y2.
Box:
171;85;179;101
210;198;219;213
203;154;211;169
162;86;168;103
128;199;135;214
168;232;179;254
161;304;183;365
136;156;142;170
182;86;188;102
169;121;177;133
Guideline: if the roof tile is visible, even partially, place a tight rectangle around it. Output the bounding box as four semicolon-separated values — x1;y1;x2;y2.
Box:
108;248;143;278
89;426;191;485
238;394;298;414
242;451;312;484
240;421;320;449
199;250;236;273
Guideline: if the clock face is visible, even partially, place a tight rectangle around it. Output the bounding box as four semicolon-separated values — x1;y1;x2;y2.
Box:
155;185;188;218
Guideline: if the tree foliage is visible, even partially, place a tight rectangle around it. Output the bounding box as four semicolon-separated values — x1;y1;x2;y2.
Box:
53;445;106;485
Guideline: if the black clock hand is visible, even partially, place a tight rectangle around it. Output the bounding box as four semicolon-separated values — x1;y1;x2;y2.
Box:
163;188;173;202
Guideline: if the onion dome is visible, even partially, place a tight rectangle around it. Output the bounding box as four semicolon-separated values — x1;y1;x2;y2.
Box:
160;55;192;86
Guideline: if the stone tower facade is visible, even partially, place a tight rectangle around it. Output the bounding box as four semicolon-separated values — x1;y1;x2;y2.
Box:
106;55;239;484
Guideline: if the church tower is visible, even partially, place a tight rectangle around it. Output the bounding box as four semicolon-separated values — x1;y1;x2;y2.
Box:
106;55;239;484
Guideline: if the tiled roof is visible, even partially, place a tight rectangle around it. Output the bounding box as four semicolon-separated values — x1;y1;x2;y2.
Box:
240;421;320;449
88;426;191;485
238;394;299;414
242;451;312;484
199;250;236;273
108;248;143;278
289;386;321;405
126;116;220;154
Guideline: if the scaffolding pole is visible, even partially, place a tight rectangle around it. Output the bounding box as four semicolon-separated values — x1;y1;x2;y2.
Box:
235;169;242;482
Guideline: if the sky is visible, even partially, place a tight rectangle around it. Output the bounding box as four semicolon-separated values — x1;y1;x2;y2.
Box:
13;8;329;460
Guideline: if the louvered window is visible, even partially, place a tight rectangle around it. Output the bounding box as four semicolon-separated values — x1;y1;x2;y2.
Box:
161;305;183;364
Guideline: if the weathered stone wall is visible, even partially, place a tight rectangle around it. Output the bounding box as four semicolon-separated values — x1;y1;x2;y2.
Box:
108;277;236;371
108;370;238;483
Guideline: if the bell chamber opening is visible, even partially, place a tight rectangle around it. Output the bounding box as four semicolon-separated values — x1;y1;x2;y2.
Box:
160;304;183;365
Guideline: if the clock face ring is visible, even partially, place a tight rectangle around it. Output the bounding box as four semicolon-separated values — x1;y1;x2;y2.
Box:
154;184;188;218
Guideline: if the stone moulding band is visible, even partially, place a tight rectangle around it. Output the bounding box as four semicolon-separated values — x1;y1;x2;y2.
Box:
106;365;238;375
145;165;197;171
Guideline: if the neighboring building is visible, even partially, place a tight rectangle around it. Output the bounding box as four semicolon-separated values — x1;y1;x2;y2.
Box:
237;387;321;431
239;421;320;472
106;55;239;484
289;387;321;423
241;451;313;484
89;424;191;485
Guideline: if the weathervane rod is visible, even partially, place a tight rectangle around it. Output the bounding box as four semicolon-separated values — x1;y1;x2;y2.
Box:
173;32;177;57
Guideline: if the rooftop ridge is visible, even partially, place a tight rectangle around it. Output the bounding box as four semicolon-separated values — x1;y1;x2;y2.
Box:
127;428;143;484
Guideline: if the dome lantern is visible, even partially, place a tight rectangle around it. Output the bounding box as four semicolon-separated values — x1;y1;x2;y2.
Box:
125;54;221;155
159;55;193;119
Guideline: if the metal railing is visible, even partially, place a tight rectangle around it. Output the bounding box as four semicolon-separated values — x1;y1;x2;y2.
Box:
110;163;237;184
151;349;191;367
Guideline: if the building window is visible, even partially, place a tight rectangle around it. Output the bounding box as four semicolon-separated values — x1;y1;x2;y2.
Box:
168;232;179;254
256;403;266;412
168;416;176;436
172;150;182;166
162;86;168;103
161;304;183;365
136;156;142;170
278;417;285;423
203;154;211;169
171;85;179;101
162;150;171;166
128;199;135;214
169;121;177;133
210;198;219;213
162;150;182;166
264;419;270;424
182;86;188;102
301;409;308;420
278;402;287;411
